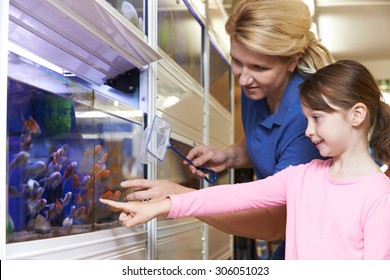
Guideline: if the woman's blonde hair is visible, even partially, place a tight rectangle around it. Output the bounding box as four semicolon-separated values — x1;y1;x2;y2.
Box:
225;0;335;75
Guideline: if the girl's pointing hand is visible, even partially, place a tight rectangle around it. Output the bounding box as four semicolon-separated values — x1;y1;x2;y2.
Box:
99;198;171;227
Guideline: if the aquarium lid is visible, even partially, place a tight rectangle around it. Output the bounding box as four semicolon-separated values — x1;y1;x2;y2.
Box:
9;0;161;85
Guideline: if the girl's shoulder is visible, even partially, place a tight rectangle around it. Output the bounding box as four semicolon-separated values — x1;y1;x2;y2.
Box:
282;159;330;177
288;159;330;170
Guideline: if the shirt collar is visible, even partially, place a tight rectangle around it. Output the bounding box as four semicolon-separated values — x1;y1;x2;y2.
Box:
259;75;304;129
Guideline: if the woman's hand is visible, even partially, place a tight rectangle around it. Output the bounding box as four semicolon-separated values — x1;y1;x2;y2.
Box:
122;179;194;202
99;198;171;227
184;145;229;178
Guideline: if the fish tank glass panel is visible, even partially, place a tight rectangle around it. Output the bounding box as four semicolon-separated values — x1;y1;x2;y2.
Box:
156;138;230;188
105;0;145;33
210;40;231;111
7;51;144;243
155;138;200;226
156;139;201;189
158;0;202;84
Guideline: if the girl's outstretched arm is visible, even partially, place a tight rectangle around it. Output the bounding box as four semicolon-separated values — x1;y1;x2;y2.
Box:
99;198;171;227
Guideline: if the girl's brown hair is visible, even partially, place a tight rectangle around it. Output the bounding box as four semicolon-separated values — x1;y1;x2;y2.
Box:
299;60;390;164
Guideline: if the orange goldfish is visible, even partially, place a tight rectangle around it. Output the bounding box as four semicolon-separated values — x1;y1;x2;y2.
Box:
101;190;114;200
50;146;65;164
112;190;121;201
21;113;41;135
74;193;83;204
64;162;77;179
78;147;91;171
73;206;87;222
46;200;63;221
71;174;80;190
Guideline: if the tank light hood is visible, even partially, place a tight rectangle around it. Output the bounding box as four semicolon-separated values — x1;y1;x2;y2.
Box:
8;0;161;85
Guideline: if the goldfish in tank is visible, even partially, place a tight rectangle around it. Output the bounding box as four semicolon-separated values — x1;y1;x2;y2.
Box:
25;186;45;201
64;162;77;180
112;190;121;201
73;206;87;222
24;160;47;180
80;175;91;190
8;185;21;197
71;174;81;190
49;145;67;165
20;132;33;151
23;178;40;192
101;190;114;200
27;198;47;217
21;113;41;135
9;151;30;171
60;191;72;206
45;200;64;221
63;205;76;227
40;171;62;189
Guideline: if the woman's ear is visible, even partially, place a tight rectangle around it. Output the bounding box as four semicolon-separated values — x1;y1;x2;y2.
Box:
288;54;300;72
350;102;367;127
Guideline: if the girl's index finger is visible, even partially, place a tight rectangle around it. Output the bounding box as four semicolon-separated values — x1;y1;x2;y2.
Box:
99;198;126;210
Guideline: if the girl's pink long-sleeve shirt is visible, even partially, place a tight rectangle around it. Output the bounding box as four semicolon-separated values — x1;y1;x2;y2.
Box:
167;159;390;259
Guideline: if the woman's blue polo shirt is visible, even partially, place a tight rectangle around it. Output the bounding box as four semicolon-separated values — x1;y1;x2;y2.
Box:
241;74;323;179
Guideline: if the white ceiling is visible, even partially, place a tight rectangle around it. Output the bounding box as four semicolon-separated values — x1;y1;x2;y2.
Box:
222;0;390;79
316;0;390;79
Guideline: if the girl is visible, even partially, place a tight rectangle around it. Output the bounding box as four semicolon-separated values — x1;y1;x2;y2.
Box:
101;60;390;259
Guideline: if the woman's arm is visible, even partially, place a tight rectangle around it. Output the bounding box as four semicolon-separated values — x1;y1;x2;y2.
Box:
197;206;286;241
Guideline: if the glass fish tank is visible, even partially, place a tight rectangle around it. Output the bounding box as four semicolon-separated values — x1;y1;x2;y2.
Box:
105;0;145;33
156;138;202;189
156;137;229;199
158;0;202;84
155;137;229;260
210;40;231;112
6;51;145;243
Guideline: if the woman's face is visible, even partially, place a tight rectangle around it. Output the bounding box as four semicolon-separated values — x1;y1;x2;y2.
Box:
230;39;297;105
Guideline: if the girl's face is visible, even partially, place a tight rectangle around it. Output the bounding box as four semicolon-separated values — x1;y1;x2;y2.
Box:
230;39;298;105
301;103;352;158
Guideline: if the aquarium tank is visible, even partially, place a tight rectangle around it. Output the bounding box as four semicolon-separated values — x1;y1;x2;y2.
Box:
6;51;144;243
105;0;145;32
158;0;202;84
